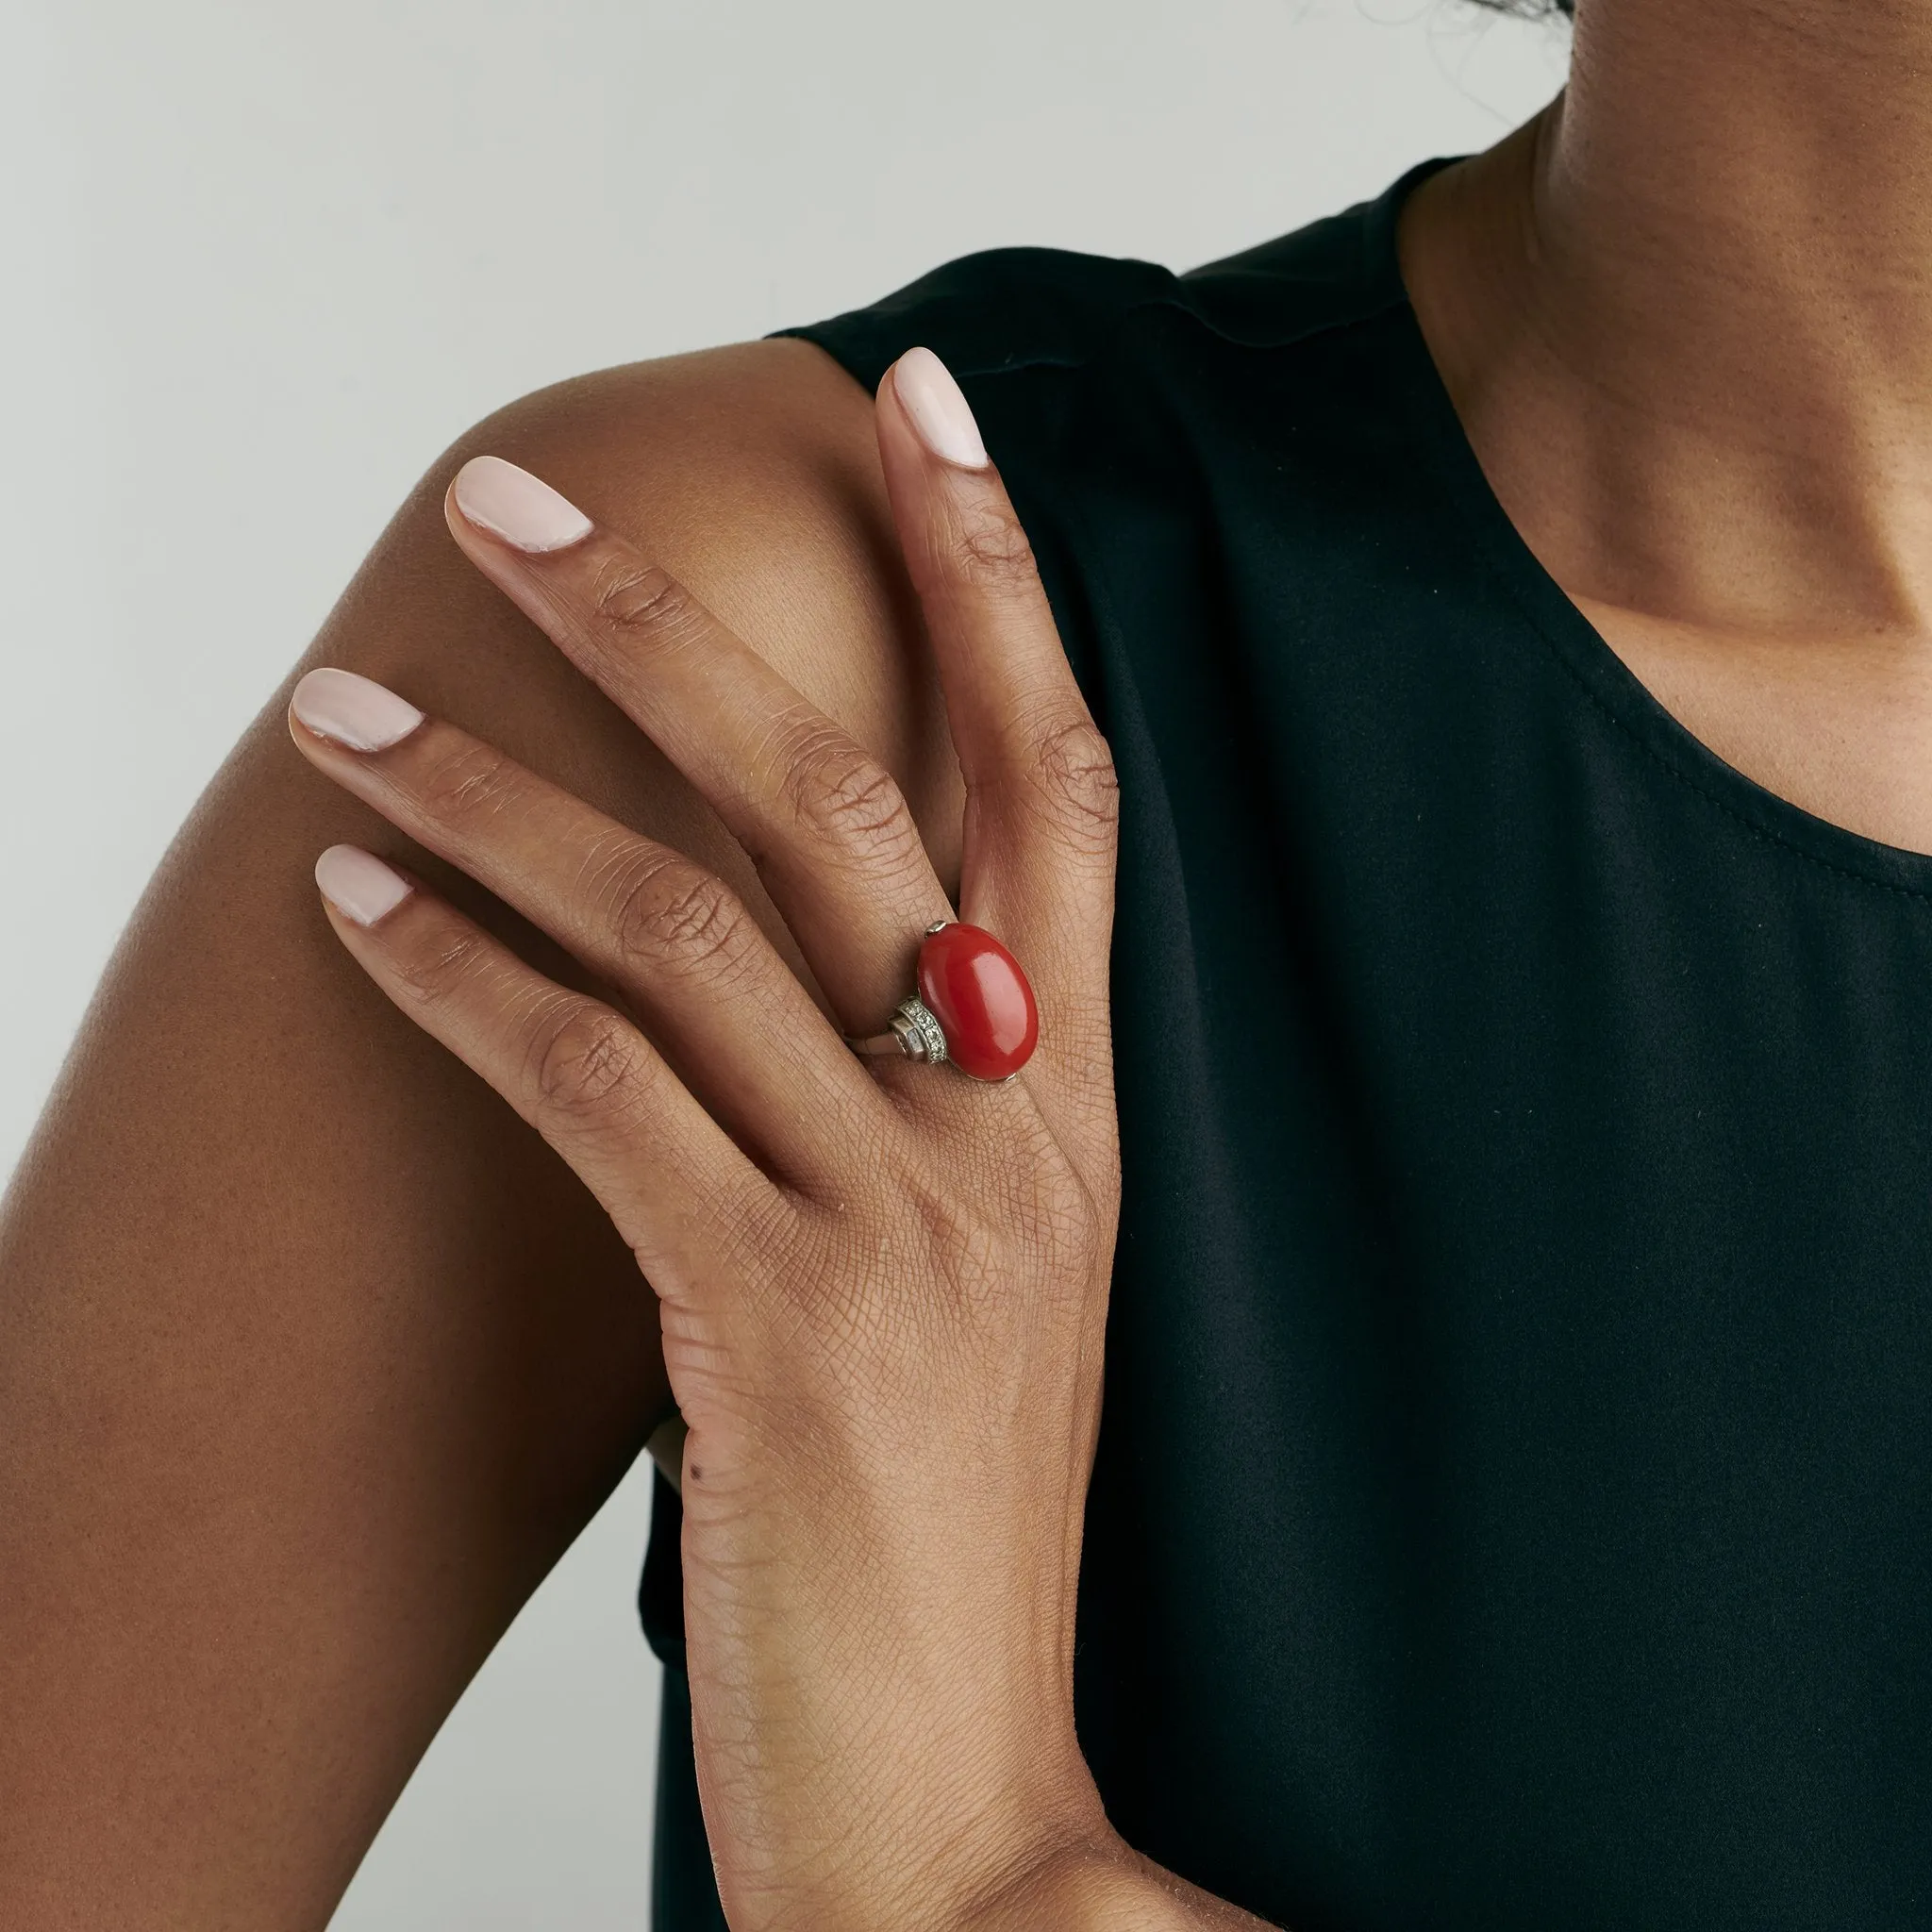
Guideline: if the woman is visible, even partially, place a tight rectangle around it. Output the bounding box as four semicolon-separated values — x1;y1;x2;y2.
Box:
3;0;1927;1923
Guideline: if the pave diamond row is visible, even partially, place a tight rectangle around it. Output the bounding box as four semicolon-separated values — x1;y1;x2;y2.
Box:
892;997;949;1065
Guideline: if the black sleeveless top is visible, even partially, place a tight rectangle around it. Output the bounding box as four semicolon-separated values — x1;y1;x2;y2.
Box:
641;156;1932;1927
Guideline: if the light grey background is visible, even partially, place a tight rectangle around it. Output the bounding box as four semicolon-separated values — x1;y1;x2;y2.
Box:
2;3;1564;1924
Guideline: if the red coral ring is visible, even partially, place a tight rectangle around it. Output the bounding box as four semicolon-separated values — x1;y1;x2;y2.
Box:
845;921;1040;1082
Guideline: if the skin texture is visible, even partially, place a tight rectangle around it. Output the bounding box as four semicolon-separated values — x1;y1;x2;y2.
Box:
4;0;1930;1921
1400;0;1932;857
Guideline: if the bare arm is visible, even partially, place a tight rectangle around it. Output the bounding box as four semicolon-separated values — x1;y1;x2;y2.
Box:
0;337;959;1926
0;332;1276;1931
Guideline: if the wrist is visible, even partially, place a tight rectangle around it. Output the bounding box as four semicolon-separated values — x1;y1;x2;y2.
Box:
951;1835;1242;1932
911;1752;1117;1931
754;1711;1105;1932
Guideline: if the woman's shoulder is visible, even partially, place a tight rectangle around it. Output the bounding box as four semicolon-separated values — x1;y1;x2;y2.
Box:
463;337;888;601
454;171;1415;608
376;174;1419;829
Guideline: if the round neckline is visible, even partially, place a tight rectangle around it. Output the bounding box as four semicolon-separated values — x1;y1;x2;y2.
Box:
1362;154;1932;904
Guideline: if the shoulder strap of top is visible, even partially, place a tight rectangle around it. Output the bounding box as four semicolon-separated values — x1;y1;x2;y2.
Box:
771;245;1174;391
771;155;1460;391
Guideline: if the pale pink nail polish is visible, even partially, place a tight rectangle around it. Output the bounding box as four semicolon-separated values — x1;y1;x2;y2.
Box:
452;455;593;552
291;668;425;752
314;845;412;926
892;347;989;470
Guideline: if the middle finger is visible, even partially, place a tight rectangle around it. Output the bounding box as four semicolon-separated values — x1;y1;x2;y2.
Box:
443;455;954;1036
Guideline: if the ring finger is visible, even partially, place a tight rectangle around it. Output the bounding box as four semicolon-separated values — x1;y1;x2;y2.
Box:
306;841;777;1301
287;672;890;1187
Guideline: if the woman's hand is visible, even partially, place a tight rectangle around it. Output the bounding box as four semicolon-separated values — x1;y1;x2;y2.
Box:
284;347;1159;1928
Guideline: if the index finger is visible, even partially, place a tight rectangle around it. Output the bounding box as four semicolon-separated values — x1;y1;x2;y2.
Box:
872;348;1120;1149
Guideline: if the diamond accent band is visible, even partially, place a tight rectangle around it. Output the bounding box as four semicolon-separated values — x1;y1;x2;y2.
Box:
892;996;949;1065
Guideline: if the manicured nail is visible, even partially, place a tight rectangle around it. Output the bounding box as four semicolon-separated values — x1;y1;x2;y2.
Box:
291;668;425;752
892;347;989;470
314;845;412;926
452;455;593;552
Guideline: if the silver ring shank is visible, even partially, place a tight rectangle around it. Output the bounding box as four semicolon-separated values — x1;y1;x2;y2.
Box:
845;995;949;1065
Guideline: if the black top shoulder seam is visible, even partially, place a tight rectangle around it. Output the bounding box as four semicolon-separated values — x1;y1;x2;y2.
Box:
917;278;1412;391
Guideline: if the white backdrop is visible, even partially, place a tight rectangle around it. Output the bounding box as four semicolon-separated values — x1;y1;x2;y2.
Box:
1;3;1565;1924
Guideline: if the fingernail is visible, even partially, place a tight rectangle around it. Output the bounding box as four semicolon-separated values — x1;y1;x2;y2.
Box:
452;454;593;552
291;668;425;752
892;347;989;470
314;845;412;926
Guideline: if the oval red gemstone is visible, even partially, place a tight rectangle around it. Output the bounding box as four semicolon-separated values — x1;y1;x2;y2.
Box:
916;923;1039;1081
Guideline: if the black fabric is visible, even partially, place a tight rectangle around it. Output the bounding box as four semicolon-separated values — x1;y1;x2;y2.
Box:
640;157;1932;1927
651;1665;731;1932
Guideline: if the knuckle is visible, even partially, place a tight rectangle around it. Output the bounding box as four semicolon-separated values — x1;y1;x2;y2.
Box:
530;1002;648;1118
1026;714;1121;846
913;1187;1017;1316
391;922;493;1006
591;556;694;641
609;856;756;980
951;496;1040;591
778;734;924;872
414;739;523;830
1021;1165;1105;1271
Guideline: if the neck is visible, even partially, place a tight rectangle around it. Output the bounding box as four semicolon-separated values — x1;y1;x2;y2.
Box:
1402;0;1932;634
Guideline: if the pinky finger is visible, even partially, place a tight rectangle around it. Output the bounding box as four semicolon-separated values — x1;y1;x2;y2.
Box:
312;843;774;1298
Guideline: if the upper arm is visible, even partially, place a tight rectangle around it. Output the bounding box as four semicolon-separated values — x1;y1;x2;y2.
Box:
0;336;951;1926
